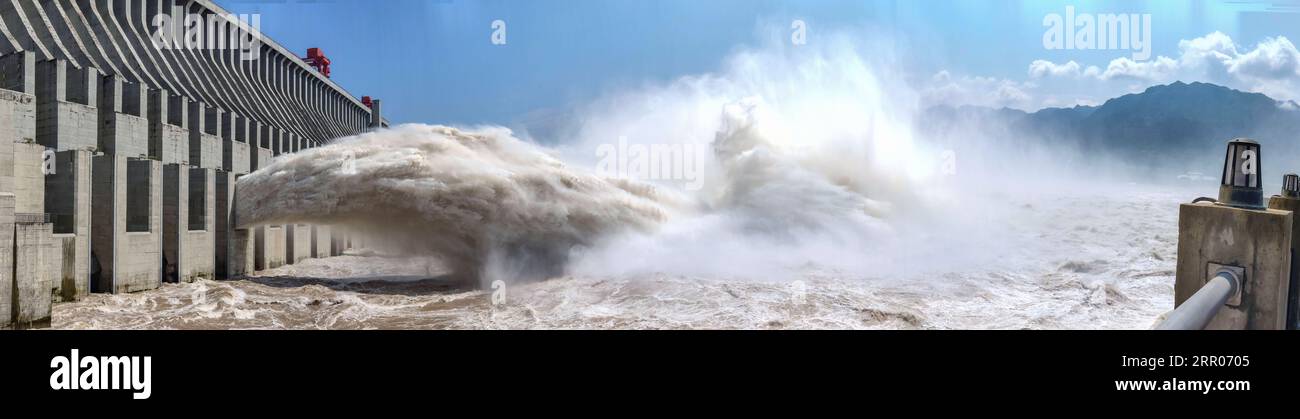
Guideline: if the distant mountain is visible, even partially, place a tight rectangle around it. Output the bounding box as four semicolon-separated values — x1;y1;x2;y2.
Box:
920;82;1300;166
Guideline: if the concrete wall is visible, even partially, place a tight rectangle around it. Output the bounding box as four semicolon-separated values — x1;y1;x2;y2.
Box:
163;165;216;283
0;51;36;194
0;194;13;328
35;60;98;152
331;227;355;254
250;139;283;271
256;225;286;270
1175;202;1293;329
45;150;91;301
92;155;162;294
312;225;331;258
147;90;188;165
223;139;250;175
11;142;44;214
251;146;273;171
98;75;149;158
287;224;311;264
12;222;55;328
215;172;253;279
188;102;220;169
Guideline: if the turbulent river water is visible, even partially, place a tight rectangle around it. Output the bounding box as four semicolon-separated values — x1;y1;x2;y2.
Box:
51;187;1185;330
49;34;1199;330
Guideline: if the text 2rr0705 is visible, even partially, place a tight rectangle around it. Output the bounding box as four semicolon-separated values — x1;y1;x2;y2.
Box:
1190;355;1249;367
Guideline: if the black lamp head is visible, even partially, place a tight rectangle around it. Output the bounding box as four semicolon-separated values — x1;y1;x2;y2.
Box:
1218;138;1263;209
1283;173;1300;199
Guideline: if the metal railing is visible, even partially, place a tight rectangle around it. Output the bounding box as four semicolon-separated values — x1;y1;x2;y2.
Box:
1156;269;1240;330
14;213;51;224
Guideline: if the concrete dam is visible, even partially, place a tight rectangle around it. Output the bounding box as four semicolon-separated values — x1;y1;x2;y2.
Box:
0;0;384;328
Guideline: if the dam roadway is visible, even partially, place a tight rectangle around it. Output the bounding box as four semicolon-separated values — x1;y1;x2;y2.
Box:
0;0;383;328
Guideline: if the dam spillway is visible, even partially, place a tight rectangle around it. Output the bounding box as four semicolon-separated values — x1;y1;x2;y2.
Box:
0;0;382;328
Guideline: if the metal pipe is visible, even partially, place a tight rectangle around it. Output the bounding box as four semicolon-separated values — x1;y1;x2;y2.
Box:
1157;269;1239;330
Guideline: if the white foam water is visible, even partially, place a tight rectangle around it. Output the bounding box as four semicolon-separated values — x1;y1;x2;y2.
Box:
50;186;1181;330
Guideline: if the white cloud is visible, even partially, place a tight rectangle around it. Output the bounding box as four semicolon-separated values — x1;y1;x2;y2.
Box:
925;32;1300;110
1097;56;1179;81
922;70;1034;109
1228;36;1300;80
1030;60;1080;78
1177;31;1238;72
1019;31;1300;102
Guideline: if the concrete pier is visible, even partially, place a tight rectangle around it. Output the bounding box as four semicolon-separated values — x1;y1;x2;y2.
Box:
163;165;215;283
45;150;91;301
257;225;287;270
215;172;253;279
0;194;14;328
287;224;311;264
189;102;220;169
98;76;149;158
0;52;37;160
5;142;60;328
312;225;332;258
36;60;98;152
13;222;55;328
222;113;251;174
148;90;189;165
91;155;162;294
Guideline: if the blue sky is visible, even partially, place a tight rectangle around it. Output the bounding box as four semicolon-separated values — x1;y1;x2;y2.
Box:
219;0;1300;127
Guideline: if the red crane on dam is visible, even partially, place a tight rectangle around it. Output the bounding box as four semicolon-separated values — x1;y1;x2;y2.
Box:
304;48;332;78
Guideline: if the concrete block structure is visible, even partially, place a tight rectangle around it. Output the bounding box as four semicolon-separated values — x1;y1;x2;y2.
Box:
249;135;284;270
312;225;331;258
4;142;61;328
148;90;188;165
0;194;14;328
45;150;92;301
98;76;149;158
251;146;273;171
35;60;98;152
332;229;346;256
256;225;287;270
1268;192;1300;329
287;223;311;264
1176;202;1293;329
222;113;251;174
189;101;220;169
91;155;162;294
216;172;253;279
0;53;37;191
12;142;44;213
12;222;55;328
163;165;216;283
